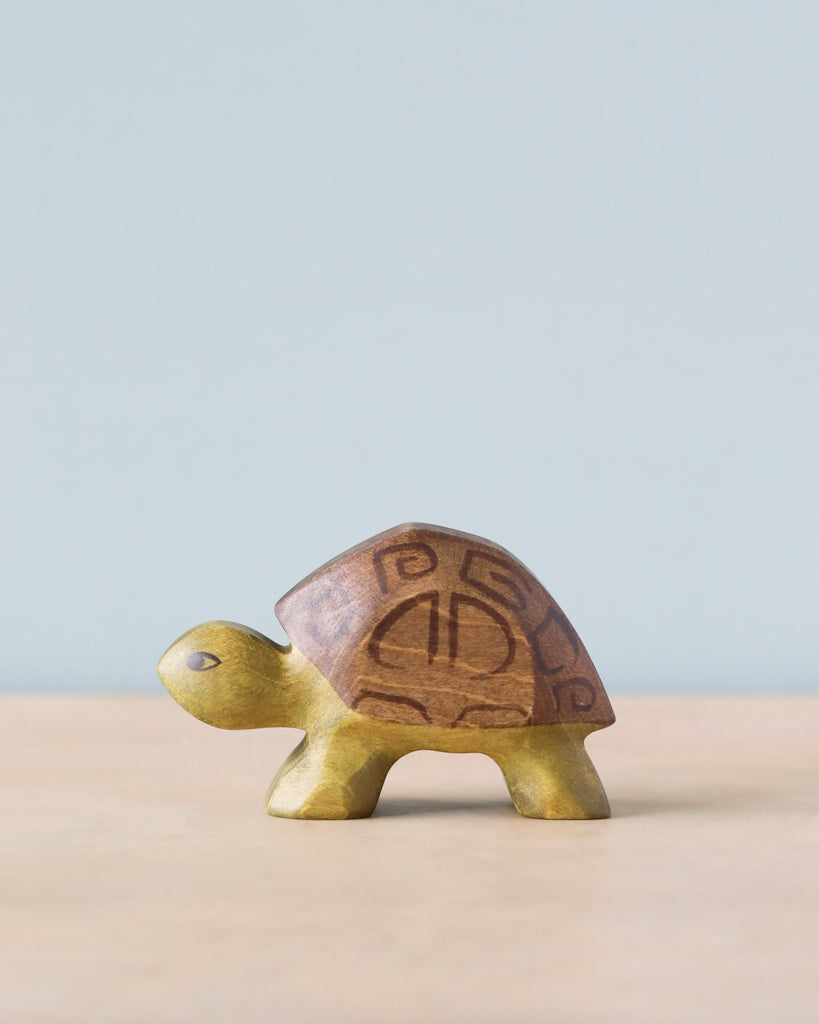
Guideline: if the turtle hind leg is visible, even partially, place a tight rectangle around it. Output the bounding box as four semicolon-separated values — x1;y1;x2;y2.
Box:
490;725;611;820
266;724;397;820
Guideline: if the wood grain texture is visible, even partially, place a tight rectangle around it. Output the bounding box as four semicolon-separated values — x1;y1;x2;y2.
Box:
276;523;614;728
157;524;614;819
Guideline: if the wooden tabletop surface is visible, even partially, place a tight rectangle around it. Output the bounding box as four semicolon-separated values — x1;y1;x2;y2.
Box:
3;695;818;1024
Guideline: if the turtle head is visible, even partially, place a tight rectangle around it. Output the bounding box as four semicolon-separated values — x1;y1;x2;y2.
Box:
157;620;297;729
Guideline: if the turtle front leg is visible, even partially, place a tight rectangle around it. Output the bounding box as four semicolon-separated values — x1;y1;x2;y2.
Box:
491;725;611;820
266;722;397;820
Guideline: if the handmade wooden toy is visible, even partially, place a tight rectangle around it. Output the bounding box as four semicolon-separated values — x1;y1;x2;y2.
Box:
158;524;615;819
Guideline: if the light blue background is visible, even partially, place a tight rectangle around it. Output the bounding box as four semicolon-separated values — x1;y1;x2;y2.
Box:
2;3;817;693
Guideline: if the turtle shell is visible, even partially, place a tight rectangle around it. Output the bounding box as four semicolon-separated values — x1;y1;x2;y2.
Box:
275;524;614;730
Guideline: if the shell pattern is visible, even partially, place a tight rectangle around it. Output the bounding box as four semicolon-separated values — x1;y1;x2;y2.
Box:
275;524;615;729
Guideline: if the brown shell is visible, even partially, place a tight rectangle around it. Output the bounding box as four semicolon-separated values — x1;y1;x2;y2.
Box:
275;524;615;730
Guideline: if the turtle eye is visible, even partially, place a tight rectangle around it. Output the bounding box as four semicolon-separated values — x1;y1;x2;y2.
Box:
187;651;221;672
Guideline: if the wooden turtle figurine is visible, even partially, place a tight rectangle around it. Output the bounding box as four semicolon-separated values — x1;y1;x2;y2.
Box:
158;524;615;819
